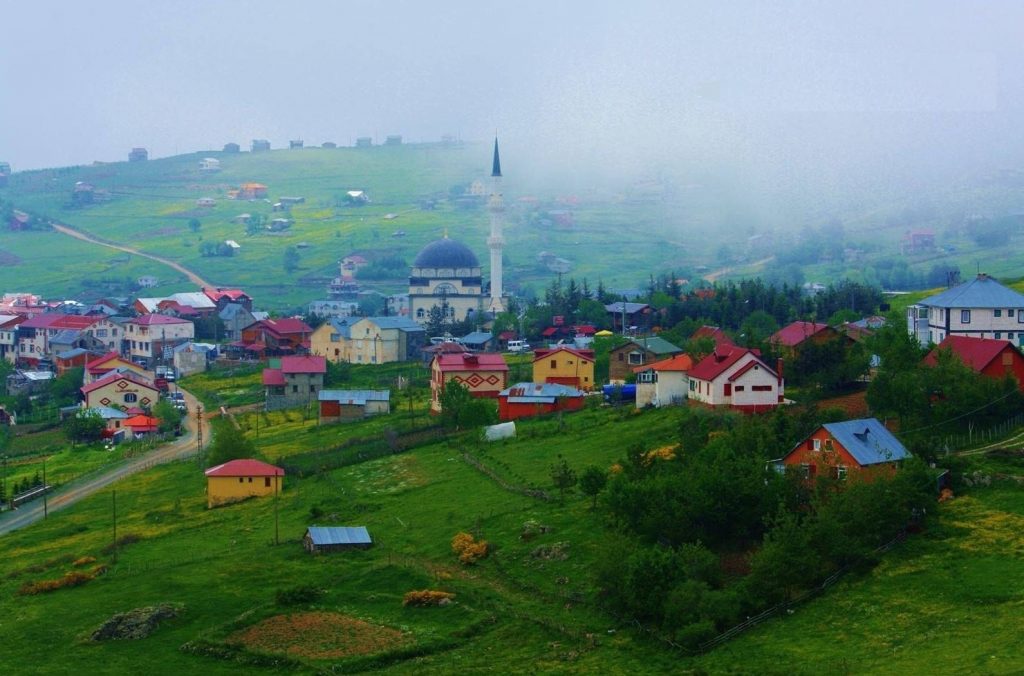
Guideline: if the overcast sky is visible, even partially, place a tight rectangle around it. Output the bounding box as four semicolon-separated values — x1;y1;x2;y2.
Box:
3;0;1023;197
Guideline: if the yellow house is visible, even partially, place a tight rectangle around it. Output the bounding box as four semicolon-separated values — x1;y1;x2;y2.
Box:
84;351;150;384
204;458;284;508
80;371;160;409
532;346;596;391
311;316;425;364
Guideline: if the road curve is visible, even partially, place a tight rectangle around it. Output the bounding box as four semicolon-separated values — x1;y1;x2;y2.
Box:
0;386;213;537
51;222;214;289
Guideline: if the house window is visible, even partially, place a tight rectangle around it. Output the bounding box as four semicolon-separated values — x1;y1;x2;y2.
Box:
995;332;1002;339
310;385;316;392
961;309;971;324
752;385;771;392
265;477;271;488
995;309;1003;318
617;353;624;362
824;438;834;451
638;371;654;383
800;463;811;479
550;359;557;369
627;351;644;365
689;380;696;392
1010;309;1016;317
813;438;821;451
248;477;253;483
1018;313;1024;324
238;477;244;483
836;466;848;481
124;393;137;403
330;333;340;342
292;385;298;393
735;385;745;392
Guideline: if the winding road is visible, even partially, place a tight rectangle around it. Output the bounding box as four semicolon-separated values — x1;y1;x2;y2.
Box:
51;223;213;288
0;386;212;536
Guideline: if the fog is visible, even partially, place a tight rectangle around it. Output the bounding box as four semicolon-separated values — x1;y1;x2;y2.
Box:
3;0;1023;221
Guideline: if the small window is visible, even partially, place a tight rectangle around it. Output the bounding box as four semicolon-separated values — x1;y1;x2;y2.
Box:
813;439;821;451
735;385;745;392
248;477;253;483
961;309;971;324
550;359;557;369
124;393;137;403
800;463;811;479
628;351;644;365
1010;309;1016;317
238;477;244;483
689;380;696;391
824;438;834;451
292;385;298;393
617;353;624;362
837;466;848;481
996;332;1002;339
310;385;316;392
265;477;271;488
995;309;1003;318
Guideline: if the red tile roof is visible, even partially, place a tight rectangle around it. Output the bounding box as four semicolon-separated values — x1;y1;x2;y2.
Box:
262;369;286;386
639;353;694;373
688;347;768;382
204;458;284;477
81;370;157;395
923;335;1017;372
280;355;326;374
123;415;159;431
435;353;509;372
20;313;100;330
203;288;250;302
258;318;312;337
85;351;123;371
691;325;734;347
533;346;595;363
129;314;192;326
770;321;830;347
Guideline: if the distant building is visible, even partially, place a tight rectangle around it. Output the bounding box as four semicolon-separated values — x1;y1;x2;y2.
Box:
608;337;683;383
318;389;390;423
251;139;271;152
128;147;148;162
355;137;373;148
385;135;402;146
80;371;159;409
289;139;304;149
196;197;216;207
322;141;337;149
223;142;241;153
0;162;11;187
532;346;595;391
137;275;159;288
308;300;359;319
199;157;221;172
687;347;783;413
900;230;936;255
498;382;585;421
238;183;268;199
923;335;1024;392
605;301;652;334
430;352;508;413
303;526;372;553
263;355;326;410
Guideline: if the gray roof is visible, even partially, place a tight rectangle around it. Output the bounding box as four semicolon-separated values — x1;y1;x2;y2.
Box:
605;301;650;314
306;526;372;546
219;303;253;320
362;316;424;332
460;331;493;345
50;329;83;344
500;382;584;403
328;318;354;339
318;389;390;404
919;274;1024;309
56;347;89;359
821;418;912;466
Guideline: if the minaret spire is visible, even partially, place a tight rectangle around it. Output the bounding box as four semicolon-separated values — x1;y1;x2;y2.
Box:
487;136;506;313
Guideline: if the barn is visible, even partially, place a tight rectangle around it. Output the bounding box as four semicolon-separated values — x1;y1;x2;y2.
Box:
303;526;373;553
498;382;585;421
318;389;390;423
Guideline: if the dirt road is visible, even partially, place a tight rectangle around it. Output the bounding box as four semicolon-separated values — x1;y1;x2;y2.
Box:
51;223;213;288
0;386;212;537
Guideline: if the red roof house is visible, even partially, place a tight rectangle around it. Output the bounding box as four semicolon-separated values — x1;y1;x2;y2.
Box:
430;352;509;413
924;335;1024;391
688;347;783;413
204;458;284;508
123;414;160;434
690;325;734;349
241;318;313;356
262;355;327;410
81;371;159;409
770;321;849;357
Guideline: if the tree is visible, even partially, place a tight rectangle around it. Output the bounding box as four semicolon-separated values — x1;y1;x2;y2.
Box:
50;367;84;407
437;381;496;431
579;465;607;508
283;246;300;273
153;399;183;434
189;218;201;233
206;420;257;467
550;455;577;501
64;409;106;445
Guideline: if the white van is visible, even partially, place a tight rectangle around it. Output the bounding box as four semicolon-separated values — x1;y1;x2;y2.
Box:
507;340;530;353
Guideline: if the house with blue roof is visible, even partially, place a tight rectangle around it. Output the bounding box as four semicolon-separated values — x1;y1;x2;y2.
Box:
303;526;373;553
907;273;1024;347
775;417;912;480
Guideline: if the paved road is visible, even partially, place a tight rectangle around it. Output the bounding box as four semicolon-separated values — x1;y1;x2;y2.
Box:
51;222;214;288
0;387;212;537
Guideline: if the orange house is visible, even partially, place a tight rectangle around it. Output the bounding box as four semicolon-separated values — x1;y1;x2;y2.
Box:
774;418;911;481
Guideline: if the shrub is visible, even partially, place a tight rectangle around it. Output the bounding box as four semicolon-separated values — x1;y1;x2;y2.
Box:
72;556;97;567
274;585;324;606
18;570;96;595
402;590;455;607
451;532;489;565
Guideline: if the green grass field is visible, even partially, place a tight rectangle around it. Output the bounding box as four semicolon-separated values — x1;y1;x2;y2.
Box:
2;392;1022;674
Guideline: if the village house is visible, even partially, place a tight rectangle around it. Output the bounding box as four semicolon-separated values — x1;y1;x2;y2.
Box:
430;352;509;413
54;347;92;375
80;371;159;409
203;288;252;312
355;137;373;148
199;157;221;172
907;273;1024;347
311;316;424;365
124;315;195;368
687;347;784;413
899;230;936;255
84;351;148;384
86;406;130;440
238;317;313;357
690;325;735;350
634;353;694;408
218;303;257;343
769;321;851;360
774;417;911;481
238;182;268;199
6;370;54;396
318;389;390;424
128;147;148;162
923;335;1024;392
308;300;359;319
303;526;372;553
289;140;304;149
605;301;652;334
385;135;402;145
196;197;216;208
263;355;326;411
251;140;271;152
15;313;109;366
532;346;595;390
223;142;240;153
123;414;160;438
0;314;26;362
498;382;585;421
172;341;217;376
205;459;284;508
608;336;684;383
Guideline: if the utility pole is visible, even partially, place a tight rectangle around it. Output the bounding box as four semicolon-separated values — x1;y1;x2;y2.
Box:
196;405;203;461
273;474;279;546
42;457;47;519
112;490;118;563
2;454;7;510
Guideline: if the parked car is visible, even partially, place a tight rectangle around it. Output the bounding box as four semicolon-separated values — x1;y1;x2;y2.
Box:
507;340;531;353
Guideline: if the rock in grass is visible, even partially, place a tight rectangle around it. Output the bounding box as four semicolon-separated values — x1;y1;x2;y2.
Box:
90;604;183;641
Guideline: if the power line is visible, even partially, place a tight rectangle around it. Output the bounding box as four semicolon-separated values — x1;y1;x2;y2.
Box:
900;387;1020;434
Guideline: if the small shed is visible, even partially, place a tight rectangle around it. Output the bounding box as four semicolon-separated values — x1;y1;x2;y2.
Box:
318;389;390;423
304;526;372;553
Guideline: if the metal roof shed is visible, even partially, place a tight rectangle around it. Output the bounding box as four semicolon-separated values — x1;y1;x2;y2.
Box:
304;526;373;553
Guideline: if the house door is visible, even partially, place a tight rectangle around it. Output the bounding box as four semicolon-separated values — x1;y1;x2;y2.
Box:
723;383;732;397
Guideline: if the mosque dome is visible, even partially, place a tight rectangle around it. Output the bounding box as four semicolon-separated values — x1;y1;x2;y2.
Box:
413;237;479;269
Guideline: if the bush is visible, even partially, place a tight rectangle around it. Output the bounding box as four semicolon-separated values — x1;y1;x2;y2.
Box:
72;556;97;567
402;590;455;607
451;532;489;565
18;570;96;595
274;585;324;606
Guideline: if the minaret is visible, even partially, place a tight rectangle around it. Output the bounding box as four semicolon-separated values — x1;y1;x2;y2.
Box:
487;137;506;313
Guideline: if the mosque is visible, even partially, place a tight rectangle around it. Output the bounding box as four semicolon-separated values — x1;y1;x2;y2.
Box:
408;138;507;325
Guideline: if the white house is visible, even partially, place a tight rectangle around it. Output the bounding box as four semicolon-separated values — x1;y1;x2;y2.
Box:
906;273;1024;347
199;157;221;172
124;315;195;367
634;353;694;408
687;347;783;413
